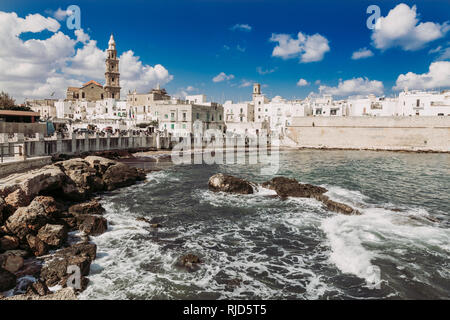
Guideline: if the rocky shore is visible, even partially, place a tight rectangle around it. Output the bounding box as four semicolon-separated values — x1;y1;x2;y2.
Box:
208;174;360;215
0;156;146;299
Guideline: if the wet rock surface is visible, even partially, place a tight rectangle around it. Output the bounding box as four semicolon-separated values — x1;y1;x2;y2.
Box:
208;173;255;194
177;253;202;272
0;157;146;298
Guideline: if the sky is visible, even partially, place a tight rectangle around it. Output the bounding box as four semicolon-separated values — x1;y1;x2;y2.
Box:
0;0;449;103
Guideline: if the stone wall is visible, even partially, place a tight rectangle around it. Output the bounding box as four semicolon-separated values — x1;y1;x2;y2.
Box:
286;116;450;152
0;122;47;135
0;156;52;178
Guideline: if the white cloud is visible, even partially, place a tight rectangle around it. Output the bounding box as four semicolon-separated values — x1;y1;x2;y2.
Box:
0;10;173;102
212;72;234;83
429;45;450;61
239;80;253;88
351;48;374;60
371;4;449;51
296;79;309;87
53;8;70;21
270;31;330;63
256;67;276;75
314;80;321;85
319;77;384;97
230;24;252;32
393;61;450;91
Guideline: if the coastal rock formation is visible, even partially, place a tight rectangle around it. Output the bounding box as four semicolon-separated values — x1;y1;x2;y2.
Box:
102;162;146;190
262;177;360;215
77;215;108;236
69;200;105;216
0;157;144;298
40;242;97;288
177;253;202;271
5;196;60;239
262;177;327;198
37;224;67;247
0;235;19;251
208;173;255;194
208;174;360;215
0;252;24;273
0;267;16;291
1;287;77;300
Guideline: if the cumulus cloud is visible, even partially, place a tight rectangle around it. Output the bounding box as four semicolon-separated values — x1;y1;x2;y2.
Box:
230;24;252;32
296;79;309;87
270;31;330;63
351;48;374;60
0;10;172;102
371;3;449;51
393;61;450;91
53;8;71;21
212;72;234;83
319;77;384;97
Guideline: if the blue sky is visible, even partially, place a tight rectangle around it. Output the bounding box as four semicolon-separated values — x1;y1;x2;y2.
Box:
0;0;449;102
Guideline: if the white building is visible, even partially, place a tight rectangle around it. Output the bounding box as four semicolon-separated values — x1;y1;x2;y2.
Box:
397;90;450;116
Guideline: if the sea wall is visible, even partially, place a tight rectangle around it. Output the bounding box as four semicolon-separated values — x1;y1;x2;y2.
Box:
0;122;47;135
286;116;450;152
0;156;52;178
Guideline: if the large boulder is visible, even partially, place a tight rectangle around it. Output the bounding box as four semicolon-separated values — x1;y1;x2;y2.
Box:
0;252;24;273
40;242;97;288
68;200;105;216
314;194;360;215
208;173;254;194
262;177;327;198
4;189;31;212
84;156;116;175
102;162;145;191
5;196;60;239
37;224;67;247
0;267;16;291
0;235;19;251
0;165;66;204
55;159;102;199
26;234;48;257
77;215;107;236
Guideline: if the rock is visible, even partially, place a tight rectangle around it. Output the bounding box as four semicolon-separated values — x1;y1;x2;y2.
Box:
176;253;202;271
55;159;100;199
0;267;16;291
313;194;360;215
0;197;4;224
5;196;60;239
0;165;66;202
102;162;145;191
4;189;31;212
26;234;48;257
0;235;20;251
77;215;107;236
68;200;105;216
0;253;24;273
2;287;77;300
136;217;161;228
57;242;97;262
37;224;67;247
208;173;254;194
262;177;327;198
15;258;42;278
41;249;93;287
26;279;50;296
84;156;116;175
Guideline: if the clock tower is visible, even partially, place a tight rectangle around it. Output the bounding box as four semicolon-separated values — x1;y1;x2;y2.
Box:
104;34;121;99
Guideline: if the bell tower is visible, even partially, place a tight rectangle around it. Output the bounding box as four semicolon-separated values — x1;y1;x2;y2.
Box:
104;34;121;100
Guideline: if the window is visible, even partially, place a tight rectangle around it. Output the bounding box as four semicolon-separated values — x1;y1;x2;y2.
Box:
101;94;104;99
183;112;186;121
112;93;115;99
164;114;168;119
219;115;222;121
196;113;200;119
258;108;261;112
182;124;186;129
416;99;420;107
240;117;243;122
171;112;175;119
82;92;85;99
171;124;175;129
240;108;243;113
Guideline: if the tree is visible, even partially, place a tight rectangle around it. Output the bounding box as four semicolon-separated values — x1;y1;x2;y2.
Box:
0;91;16;109
0;91;32;111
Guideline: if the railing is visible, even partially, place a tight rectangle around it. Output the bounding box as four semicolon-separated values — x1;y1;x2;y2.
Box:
0;144;24;163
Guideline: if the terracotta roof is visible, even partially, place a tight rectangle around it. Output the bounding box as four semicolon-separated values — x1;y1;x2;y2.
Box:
0;110;40;117
82;80;103;88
